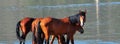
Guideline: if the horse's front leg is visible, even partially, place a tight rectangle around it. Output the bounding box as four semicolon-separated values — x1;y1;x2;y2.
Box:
57;35;62;44
60;35;65;44
50;35;55;44
70;36;74;44
66;35;70;44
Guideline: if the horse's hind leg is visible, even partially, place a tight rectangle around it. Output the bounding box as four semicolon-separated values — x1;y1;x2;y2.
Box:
32;32;37;44
45;34;49;44
20;35;25;44
20;32;28;44
44;31;49;44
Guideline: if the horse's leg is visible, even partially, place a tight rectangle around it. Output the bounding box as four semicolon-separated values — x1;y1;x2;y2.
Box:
50;35;55;44
57;35;64;44
44;33;49;44
20;34;26;44
60;35;65;44
66;35;70;44
70;35;74;44
57;35;61;44
42;27;49;44
41;33;45;44
40;22;49;44
20;41;22;44
32;31;37;44
36;29;44;44
20;26;30;44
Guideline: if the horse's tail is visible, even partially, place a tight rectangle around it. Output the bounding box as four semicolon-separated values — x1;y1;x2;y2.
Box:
37;21;44;43
16;21;22;41
37;21;42;33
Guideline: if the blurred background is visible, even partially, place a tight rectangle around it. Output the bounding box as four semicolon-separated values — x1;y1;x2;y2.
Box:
0;0;120;44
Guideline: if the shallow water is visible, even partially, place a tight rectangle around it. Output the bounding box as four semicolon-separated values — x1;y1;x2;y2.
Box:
13;40;120;44
0;0;120;44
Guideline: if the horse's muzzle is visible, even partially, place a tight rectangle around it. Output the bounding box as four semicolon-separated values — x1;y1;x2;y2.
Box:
80;29;84;34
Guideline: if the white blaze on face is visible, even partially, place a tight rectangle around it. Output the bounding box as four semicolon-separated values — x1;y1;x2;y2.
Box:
80;16;84;27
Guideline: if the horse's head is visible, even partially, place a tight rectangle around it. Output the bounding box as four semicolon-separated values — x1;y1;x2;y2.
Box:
78;9;86;27
69;9;86;27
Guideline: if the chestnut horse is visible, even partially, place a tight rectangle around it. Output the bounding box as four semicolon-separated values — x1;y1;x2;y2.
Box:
16;17;44;44
16;17;34;44
32;18;44;44
39;10;86;44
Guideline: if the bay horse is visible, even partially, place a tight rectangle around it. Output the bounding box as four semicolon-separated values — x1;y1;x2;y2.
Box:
39;10;86;44
50;10;86;44
16;17;44;44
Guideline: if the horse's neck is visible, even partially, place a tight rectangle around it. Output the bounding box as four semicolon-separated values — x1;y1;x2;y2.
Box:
60;17;70;23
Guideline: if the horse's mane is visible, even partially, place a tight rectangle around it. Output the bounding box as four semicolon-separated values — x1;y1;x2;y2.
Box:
69;14;80;25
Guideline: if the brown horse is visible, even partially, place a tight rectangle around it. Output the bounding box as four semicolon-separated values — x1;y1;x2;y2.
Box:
16;17;44;44
32;18;44;44
16;17;65;44
16;17;35;44
33;18;66;44
33;18;64;44
50;10;86;44
39;10;86;44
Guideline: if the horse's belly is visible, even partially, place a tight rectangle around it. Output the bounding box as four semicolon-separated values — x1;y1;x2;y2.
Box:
50;22;68;35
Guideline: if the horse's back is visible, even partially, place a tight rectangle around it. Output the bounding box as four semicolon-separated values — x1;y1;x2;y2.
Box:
20;17;35;33
40;17;69;35
20;17;34;25
32;18;43;32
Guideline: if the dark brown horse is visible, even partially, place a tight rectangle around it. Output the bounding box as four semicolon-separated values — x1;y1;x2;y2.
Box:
16;17;44;44
39;10;86;44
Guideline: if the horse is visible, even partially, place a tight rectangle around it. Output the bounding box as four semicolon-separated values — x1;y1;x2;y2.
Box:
16;17;35;44
39;9;86;44
32;18;44;44
50;10;86;44
16;17;44;44
32;18;65;44
16;17;66;44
